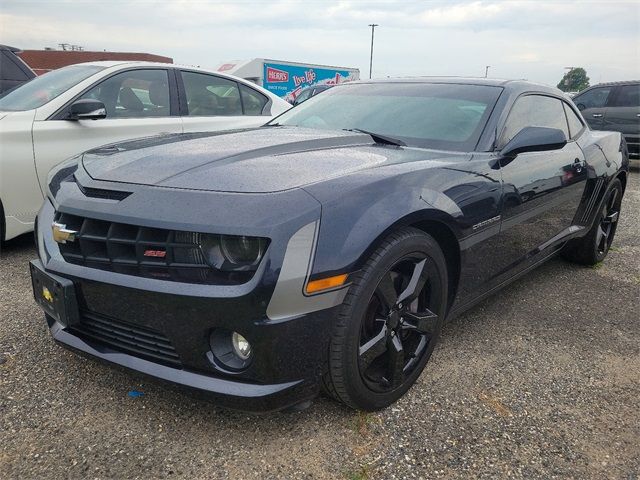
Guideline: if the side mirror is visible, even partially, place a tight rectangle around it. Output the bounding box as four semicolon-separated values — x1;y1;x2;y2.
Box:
67;99;107;120
500;126;567;157
576;103;586;111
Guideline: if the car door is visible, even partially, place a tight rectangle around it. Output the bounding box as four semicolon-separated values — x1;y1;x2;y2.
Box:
604;84;640;156
497;94;588;275
179;70;270;133
32;68;182;193
573;86;614;130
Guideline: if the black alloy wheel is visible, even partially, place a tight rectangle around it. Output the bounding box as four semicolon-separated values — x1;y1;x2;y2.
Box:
358;255;439;393
323;228;448;411
595;186;621;257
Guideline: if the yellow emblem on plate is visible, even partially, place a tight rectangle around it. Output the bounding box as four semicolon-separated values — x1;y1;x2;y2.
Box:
42;286;54;303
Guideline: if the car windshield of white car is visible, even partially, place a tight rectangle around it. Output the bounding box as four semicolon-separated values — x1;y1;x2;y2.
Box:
272;83;503;151
0;64;105;111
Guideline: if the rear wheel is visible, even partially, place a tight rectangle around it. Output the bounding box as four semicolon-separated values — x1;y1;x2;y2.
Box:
323;228;448;410
563;179;623;265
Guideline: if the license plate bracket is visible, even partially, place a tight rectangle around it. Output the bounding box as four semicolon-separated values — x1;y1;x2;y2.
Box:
30;260;80;328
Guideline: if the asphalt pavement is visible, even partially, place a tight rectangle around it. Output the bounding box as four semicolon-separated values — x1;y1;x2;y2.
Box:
1;172;638;479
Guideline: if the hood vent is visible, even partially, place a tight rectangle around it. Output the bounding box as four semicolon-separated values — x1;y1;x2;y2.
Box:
75;176;132;201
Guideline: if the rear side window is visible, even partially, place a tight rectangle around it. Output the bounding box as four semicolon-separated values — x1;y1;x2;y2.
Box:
573;87;612;110
563;103;585;139
239;83;268;115
612;84;640;107
79;69;170;118
501;95;569;146
182;71;242;116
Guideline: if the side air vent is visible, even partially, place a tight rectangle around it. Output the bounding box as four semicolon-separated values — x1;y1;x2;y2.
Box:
580;177;604;224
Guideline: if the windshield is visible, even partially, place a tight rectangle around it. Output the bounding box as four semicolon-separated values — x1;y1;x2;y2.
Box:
0;64;105;111
272;82;503;151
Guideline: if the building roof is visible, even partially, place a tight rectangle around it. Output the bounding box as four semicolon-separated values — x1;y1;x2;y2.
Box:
17;50;173;75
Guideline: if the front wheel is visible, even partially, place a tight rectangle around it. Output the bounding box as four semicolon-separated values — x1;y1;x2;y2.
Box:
323;228;448;411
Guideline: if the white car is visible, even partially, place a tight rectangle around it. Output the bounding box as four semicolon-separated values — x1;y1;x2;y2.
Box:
0;61;291;242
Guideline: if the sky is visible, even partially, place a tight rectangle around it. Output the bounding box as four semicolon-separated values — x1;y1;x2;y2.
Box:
1;0;639;87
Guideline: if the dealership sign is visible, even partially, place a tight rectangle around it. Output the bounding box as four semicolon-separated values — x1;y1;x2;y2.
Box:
263;62;356;101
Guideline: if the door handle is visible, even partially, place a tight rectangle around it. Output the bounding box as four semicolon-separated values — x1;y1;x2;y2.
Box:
636;113;640;117
592;113;603;118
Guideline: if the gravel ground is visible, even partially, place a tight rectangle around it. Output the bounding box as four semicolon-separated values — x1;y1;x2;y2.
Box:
1;172;638;480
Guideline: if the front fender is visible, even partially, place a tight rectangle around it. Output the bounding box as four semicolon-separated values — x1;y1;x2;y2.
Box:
306;174;465;279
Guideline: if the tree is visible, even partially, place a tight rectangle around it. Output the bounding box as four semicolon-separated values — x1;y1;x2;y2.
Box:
557;68;590;92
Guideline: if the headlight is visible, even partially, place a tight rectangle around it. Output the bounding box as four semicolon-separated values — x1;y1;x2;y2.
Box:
220;235;266;265
174;233;268;272
46;154;82;202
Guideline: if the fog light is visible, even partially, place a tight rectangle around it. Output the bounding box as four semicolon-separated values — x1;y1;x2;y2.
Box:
232;332;252;360
209;329;253;371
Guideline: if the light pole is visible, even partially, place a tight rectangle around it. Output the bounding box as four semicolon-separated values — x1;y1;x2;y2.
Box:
368;23;379;79
485;65;490;78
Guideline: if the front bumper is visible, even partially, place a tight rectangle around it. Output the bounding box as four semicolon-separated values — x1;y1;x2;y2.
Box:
32;257;340;412
33;189;347;411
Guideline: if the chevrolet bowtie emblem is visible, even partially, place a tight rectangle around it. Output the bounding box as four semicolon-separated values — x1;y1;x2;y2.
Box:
52;222;77;244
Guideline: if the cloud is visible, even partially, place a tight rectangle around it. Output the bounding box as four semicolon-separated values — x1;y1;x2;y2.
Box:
0;0;638;85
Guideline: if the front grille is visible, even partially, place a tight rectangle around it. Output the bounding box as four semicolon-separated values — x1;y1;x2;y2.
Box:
70;311;181;367
54;212;252;284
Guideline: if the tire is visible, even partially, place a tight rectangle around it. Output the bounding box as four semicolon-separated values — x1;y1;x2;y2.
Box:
562;179;623;265
323;227;448;411
0;199;5;245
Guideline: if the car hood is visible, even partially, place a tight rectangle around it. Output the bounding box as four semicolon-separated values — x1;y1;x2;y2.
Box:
82;127;460;193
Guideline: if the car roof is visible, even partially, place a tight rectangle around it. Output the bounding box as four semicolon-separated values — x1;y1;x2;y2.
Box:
66;60;244;74
61;61;283;101
0;44;22;53
348;76;561;95
583;80;639;88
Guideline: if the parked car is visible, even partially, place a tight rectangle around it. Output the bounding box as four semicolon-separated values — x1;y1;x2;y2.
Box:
0;45;36;94
32;78;628;412
0;61;291;242
291;84;333;106
572;81;639;165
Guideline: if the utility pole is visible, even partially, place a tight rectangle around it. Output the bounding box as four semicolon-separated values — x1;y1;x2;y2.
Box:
368;24;379;79
485;65;490;78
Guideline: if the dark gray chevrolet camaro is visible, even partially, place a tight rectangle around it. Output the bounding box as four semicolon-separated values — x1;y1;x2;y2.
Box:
32;78;629;412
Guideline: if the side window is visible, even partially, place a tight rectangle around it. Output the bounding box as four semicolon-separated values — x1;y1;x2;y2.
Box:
573;87;612;110
1;52;26;80
79;69;170;118
501;95;569;146
182;71;242;116
563;102;585;139
294;88;313;105
612;85;640;107
239;83;268;115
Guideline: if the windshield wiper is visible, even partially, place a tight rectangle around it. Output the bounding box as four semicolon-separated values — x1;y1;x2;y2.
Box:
343;128;406;147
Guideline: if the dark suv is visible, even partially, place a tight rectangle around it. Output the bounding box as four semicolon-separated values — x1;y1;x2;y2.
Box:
572;81;639;164
0;45;36;94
